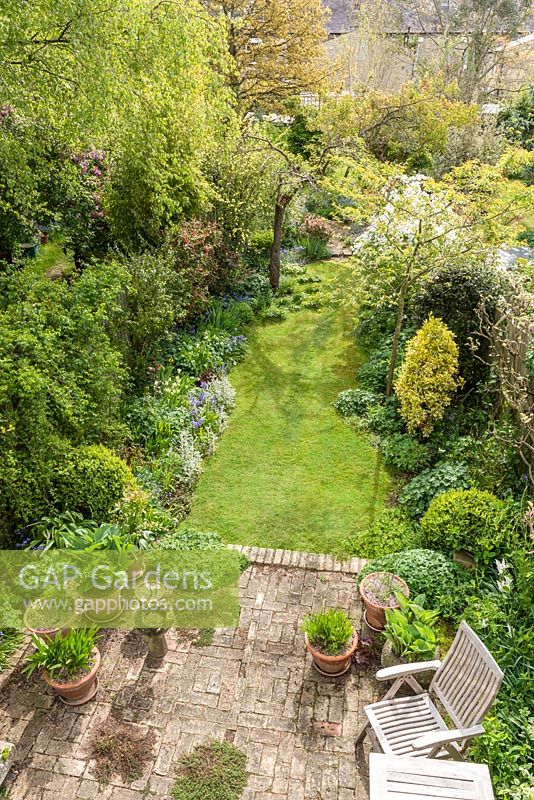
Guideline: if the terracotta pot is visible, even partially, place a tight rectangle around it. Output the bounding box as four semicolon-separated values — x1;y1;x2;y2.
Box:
26;625;71;643
359;572;410;631
43;647;100;706
24;607;71;643
305;632;358;676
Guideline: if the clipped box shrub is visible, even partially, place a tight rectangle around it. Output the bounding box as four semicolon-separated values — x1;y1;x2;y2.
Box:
54;445;136;521
421;488;517;565
343;508;421;559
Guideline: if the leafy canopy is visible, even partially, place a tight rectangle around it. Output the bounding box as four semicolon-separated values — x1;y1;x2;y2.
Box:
202;0;329;113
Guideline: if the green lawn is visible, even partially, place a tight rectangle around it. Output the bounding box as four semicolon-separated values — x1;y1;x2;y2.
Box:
185;260;390;554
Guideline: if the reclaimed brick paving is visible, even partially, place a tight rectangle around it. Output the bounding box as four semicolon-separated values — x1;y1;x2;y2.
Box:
0;547;377;799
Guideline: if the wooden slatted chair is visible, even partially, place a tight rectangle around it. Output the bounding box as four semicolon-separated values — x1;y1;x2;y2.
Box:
356;621;503;760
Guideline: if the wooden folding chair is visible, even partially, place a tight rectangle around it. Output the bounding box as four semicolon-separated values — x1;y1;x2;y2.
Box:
356;621;503;759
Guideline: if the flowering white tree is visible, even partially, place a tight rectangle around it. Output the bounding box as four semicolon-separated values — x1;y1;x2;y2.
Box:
350;172;521;395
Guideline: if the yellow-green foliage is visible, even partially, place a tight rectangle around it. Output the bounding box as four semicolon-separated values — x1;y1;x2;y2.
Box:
395;316;460;437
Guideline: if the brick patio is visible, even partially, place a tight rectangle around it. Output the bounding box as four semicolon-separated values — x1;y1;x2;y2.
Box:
0;548;379;800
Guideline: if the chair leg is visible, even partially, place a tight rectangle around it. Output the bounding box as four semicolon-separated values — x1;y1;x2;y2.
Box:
355;719;370;747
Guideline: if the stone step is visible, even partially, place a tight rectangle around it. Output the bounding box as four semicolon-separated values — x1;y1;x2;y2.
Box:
227;544;366;574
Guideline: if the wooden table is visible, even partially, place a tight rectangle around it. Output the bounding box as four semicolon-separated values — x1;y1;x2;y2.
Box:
369;753;495;800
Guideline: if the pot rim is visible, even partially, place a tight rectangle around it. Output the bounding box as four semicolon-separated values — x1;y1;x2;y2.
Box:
359;571;410;610
304;631;358;662
43;646;101;690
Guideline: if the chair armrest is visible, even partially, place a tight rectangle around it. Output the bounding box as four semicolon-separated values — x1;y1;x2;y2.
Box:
411;725;485;751
375;660;441;681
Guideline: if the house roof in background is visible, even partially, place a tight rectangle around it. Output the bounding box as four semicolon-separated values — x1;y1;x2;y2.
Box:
323;0;534;36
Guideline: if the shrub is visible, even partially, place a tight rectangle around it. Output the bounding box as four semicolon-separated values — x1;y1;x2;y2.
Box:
242;229;273;270
399;461;470;519
120;248;187;382
357;343;392;394
0;260;126;534
432;119;505;177
173;741;248;800
300;215;334;242
379;433;432;473
160;222;243;322
358;549;471;613
421;488;516;566
395;316;461;437
448;423;525;498
366;398;405;437
59;148;112;268
333;388;378;418
409;263;503;390
157;528;224;551
342;508;420;559
459;553;533;798
54;445;135;521
498;84;534;151
302;608;353;655
165;329;247;377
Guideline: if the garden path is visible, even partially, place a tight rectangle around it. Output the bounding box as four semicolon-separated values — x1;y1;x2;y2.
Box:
186;260;390;553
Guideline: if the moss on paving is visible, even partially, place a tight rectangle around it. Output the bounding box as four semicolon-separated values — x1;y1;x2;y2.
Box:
185;260;390;554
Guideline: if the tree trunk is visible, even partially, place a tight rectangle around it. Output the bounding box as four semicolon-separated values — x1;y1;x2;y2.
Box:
269;197;289;291
386;272;410;397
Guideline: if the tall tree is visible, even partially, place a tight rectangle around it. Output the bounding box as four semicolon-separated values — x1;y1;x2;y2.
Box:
202;0;330;113
0;0;236;250
400;0;532;100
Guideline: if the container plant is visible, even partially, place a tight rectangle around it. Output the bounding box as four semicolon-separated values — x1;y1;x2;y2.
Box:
359;571;410;631
382;593;440;686
23;594;73;642
302;608;358;676
23;628;101;705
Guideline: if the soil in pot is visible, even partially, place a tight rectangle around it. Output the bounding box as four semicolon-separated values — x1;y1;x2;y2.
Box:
359;572;410;631
305;633;359;676
44;647;101;706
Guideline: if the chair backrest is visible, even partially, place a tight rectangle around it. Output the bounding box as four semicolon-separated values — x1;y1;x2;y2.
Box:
430;621;503;729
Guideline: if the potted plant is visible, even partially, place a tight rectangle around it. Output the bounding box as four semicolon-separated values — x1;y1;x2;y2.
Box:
302;608;358;676
23;591;73;642
359;571;410;631
382;593;440;686
23;628;101;705
23;615;71;643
